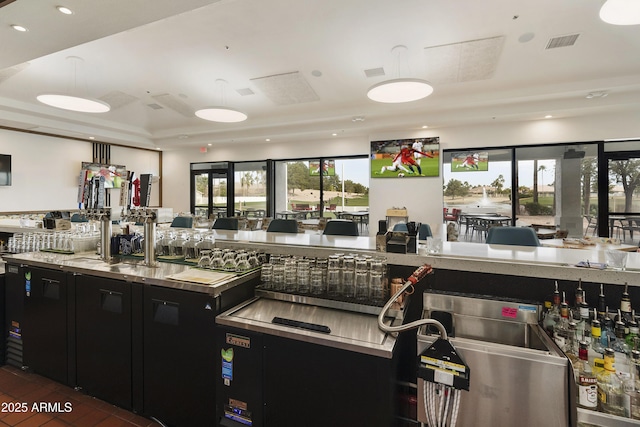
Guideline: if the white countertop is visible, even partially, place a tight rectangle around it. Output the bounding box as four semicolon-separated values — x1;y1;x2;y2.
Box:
3;225;639;285
209;230;640;286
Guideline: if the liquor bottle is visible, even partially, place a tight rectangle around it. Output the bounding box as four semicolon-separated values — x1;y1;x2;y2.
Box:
624;350;640;419
591;311;605;355
627;312;639;348
572;279;585;324
597;348;625;416
554;292;571;351
612;318;631;377
598;284;607;321
543;281;561;336
602;307;615;349
575;278;584;305
579;291;591;344
576;341;598;410
620;282;633;332
566;321;579;361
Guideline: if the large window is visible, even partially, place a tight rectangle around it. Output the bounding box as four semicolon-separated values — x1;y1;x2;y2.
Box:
190;162;230;218
442;148;513;216
515;144;598;238
233;161;267;217
603;140;640;243
274;156;369;218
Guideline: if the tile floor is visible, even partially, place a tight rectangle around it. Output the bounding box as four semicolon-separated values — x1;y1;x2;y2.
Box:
0;366;162;427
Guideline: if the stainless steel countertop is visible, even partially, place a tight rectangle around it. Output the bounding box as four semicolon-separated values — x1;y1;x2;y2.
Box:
216;297;397;358
3;252;256;296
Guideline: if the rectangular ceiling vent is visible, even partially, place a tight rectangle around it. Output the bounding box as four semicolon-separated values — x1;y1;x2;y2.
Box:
251;71;319;105
364;67;385;78
236;88;255;96
99;91;138;109
424;36;504;84
545;33;580;49
151;93;194;117
147;103;164;110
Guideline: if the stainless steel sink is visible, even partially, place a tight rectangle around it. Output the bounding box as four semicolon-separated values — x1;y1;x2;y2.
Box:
417;290;570;427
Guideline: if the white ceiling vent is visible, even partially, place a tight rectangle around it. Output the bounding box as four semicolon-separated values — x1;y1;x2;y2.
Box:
99;91;138;109
236;88;255;96
0;62;29;85
251;71;319;105
151;93;194;117
364;67;386;78
424;36;504;85
545;34;580;49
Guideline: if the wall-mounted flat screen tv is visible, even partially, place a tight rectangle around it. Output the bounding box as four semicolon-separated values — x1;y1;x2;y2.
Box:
309;160;335;176
450;151;489;172
370;137;440;178
0;154;11;186
81;162;127;189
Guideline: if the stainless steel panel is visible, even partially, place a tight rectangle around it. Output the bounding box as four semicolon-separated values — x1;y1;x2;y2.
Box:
453;313;531;347
5;252;256;296
423;290;541;324
216;297;396;358
417;331;569;427
577;408;640;427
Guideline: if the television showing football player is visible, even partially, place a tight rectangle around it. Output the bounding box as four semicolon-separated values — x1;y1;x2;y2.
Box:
370;137;440;178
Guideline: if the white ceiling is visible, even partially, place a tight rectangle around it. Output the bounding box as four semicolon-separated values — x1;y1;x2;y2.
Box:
1;0;639;150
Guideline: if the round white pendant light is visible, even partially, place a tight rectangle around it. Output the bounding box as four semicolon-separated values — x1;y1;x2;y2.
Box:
36;56;110;113
367;78;434;103
37;93;110;113
600;0;640;25
195;107;247;123
367;45;434;103
195;79;247;123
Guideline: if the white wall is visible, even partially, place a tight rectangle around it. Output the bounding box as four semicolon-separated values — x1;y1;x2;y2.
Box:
162;109;640;237
0;129;161;212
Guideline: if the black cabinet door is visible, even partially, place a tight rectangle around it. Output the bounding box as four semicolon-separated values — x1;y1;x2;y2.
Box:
75;275;133;409
5;264;25;368
143;286;218;427
263;335;395;427
22;266;69;385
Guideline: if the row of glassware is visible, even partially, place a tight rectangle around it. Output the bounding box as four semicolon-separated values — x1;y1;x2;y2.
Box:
196;248;267;273
7;231;99;253
114;230;217;258
260;253;389;302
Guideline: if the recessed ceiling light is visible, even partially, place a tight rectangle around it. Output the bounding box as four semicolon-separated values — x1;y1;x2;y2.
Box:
422;125;429;129
332;133;338;136
11;25;28;32
88;136;95;140
208;143;212;146
518;32;535;43
265;138;271;142
545;115;553;119
57;6;73;15
352;116;365;122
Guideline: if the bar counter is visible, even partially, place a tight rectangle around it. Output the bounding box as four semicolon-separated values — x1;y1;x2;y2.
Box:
4;251;255;296
209;229;640;286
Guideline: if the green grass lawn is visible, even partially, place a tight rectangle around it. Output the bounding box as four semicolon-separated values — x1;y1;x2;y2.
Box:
370;157;439;178
518;195;554;206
